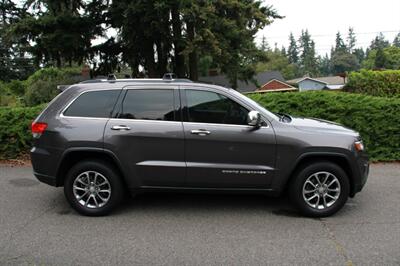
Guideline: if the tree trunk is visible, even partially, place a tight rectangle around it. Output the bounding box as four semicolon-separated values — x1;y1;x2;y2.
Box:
143;39;157;77
186;21;198;81
171;6;185;78
156;40;167;76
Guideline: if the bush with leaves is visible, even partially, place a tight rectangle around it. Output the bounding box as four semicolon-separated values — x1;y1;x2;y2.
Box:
345;69;400;97
249;91;400;161
24;68;81;106
1;91;399;161
0;82;22;107
0;105;44;159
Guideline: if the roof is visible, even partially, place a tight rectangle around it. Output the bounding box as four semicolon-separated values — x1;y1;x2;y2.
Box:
198;71;285;93
287;76;346;85
258;79;297;91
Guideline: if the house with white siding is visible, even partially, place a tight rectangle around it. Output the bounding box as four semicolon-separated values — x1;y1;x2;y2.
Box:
287;76;347;92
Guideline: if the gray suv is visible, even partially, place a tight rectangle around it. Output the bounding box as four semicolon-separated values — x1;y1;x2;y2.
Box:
30;79;369;217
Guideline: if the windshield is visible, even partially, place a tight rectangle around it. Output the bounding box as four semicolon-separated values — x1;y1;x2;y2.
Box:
228;89;280;121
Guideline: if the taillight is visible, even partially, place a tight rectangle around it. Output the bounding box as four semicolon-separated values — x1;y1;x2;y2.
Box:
31;122;47;137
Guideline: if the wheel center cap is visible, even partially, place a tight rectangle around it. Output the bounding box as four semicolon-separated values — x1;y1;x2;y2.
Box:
318;187;325;194
89;186;96;193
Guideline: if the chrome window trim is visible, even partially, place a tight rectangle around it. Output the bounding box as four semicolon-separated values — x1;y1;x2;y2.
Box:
60;88;122;119
183;121;269;129
108;118;182;125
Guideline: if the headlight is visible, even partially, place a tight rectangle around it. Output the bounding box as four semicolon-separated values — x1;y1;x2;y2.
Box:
354;140;364;151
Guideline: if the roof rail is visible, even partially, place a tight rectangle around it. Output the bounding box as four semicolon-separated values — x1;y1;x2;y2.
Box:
163;73;177;80
79;77;192;84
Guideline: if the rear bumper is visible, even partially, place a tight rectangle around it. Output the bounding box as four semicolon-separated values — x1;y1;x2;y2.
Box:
31;146;61;187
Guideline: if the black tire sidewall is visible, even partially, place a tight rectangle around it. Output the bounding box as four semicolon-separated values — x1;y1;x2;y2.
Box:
289;162;350;217
64;160;124;216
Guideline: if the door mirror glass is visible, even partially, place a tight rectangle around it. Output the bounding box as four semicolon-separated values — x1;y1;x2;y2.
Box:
247;111;261;126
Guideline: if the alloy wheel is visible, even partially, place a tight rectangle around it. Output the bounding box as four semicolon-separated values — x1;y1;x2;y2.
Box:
302;171;341;210
72;171;111;209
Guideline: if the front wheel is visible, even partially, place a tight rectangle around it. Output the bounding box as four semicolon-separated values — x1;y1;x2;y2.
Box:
289;161;350;217
64;160;124;216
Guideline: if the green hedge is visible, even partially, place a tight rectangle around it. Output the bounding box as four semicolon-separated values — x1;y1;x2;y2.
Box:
0;91;399;161
345;69;400;97
0;105;45;159
249;91;400;161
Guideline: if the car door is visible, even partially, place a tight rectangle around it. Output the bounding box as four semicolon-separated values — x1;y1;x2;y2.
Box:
182;86;276;188
104;85;185;188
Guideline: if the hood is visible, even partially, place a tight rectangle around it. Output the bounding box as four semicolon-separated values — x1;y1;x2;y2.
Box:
290;117;358;136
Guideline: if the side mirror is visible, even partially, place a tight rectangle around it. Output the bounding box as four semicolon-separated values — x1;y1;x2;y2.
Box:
247;110;261;127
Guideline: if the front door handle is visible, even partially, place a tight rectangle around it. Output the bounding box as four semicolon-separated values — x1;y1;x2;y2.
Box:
111;125;131;131
191;129;211;136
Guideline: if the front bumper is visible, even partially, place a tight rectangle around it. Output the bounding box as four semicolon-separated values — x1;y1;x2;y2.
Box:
351;152;369;196
34;172;57;186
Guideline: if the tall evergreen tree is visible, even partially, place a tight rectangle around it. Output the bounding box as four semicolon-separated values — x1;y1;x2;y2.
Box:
369;32;390;50
346;27;356;53
259;35;270;51
298;30;318;76
11;0;106;68
334;32;346;52
0;0;35;81
318;54;331;76
287;32;298;64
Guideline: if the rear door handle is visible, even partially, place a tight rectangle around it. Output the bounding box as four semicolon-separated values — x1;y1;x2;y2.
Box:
191;129;211;136
111;125;131;131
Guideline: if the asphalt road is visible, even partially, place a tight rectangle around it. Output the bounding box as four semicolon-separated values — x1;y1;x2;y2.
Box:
0;163;399;265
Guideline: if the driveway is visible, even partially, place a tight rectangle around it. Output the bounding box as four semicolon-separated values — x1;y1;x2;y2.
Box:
0;163;399;265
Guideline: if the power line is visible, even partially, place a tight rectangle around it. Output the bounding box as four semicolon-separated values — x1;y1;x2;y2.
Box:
258;30;400;40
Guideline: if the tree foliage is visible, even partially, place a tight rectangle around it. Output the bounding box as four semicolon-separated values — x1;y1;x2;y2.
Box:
249;91;400;161
109;0;281;88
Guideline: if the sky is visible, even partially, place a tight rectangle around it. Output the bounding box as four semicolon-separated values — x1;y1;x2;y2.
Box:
256;0;400;55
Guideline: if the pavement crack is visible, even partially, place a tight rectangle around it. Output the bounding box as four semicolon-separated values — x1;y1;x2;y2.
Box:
320;218;354;266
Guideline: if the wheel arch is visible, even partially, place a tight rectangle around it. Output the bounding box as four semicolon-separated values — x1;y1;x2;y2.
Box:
283;152;356;197
56;148;128;188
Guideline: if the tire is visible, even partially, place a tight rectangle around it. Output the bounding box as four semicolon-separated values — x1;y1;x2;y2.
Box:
289;161;350;217
64;160;124;216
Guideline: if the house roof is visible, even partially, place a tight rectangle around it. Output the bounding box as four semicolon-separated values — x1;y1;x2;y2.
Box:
259;79;297;90
198;71;284;93
287;76;346;85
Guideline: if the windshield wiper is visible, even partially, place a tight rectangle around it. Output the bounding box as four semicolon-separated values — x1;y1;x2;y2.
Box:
275;112;292;123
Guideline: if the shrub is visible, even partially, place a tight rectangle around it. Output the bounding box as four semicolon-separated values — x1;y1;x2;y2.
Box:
0;105;44;159
5;80;27;97
249;91;400;161
345;69;400;97
0;91;399;161
24;67;81;106
0;82;22;107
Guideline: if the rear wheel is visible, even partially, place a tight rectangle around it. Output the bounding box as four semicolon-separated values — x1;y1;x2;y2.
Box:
289;161;350;217
64;160;124;216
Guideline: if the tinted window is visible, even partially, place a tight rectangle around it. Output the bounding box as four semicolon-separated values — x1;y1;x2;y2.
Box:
119;89;175;121
186;90;248;125
64;90;120;118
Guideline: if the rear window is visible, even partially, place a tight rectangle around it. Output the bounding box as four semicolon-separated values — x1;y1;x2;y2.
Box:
63;90;120;118
118;89;175;121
